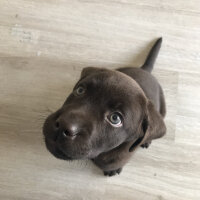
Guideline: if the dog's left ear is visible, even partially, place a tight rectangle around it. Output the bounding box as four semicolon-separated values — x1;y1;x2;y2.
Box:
80;67;105;79
129;100;166;152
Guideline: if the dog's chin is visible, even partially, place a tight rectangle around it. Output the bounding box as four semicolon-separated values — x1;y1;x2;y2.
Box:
51;147;74;161
44;138;89;161
44;138;72;160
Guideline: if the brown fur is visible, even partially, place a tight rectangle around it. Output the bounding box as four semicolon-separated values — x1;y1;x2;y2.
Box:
43;38;166;176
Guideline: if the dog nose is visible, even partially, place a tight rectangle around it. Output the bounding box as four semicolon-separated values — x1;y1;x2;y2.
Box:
62;125;78;138
54;120;79;138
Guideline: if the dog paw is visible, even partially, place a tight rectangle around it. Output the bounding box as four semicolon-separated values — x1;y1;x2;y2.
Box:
141;141;151;148
104;168;122;176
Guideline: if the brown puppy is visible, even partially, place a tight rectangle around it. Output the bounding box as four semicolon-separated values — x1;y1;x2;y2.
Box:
43;38;166;176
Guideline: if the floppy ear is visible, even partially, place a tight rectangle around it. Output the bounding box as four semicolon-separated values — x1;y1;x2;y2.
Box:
80;67;105;79
129;100;166;152
73;67;107;90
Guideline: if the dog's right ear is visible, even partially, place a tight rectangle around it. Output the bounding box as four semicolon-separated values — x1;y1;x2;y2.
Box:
80;67;105;79
129;100;166;152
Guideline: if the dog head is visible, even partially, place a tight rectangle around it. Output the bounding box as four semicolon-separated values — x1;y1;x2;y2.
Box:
43;67;163;160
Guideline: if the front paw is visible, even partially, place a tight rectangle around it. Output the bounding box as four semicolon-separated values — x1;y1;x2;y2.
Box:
141;141;151;148
104;168;122;177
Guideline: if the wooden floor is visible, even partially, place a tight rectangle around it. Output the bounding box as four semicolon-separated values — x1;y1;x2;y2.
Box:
0;0;200;199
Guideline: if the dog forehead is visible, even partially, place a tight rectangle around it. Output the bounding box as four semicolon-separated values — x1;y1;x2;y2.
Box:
86;70;144;95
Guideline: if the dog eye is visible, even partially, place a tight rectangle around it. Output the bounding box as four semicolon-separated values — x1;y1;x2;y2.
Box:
76;86;85;95
107;112;122;127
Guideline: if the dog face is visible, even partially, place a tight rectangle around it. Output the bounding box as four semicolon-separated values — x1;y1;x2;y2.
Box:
43;67;148;160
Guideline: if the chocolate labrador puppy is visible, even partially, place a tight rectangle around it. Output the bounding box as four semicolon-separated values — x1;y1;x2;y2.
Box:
43;38;166;176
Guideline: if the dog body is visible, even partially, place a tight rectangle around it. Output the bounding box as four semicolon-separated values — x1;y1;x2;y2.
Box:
43;38;166;176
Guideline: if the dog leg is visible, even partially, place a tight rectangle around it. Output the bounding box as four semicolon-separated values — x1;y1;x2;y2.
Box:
92;142;133;176
104;168;122;176
141;141;152;148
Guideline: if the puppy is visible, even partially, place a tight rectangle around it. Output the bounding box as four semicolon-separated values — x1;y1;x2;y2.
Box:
43;38;166;176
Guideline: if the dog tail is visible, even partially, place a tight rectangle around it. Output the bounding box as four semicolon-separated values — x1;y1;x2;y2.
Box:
141;37;162;73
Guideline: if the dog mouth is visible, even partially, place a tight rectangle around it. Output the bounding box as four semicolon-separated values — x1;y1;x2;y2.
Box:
54;148;73;160
44;138;74;160
44;136;92;160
